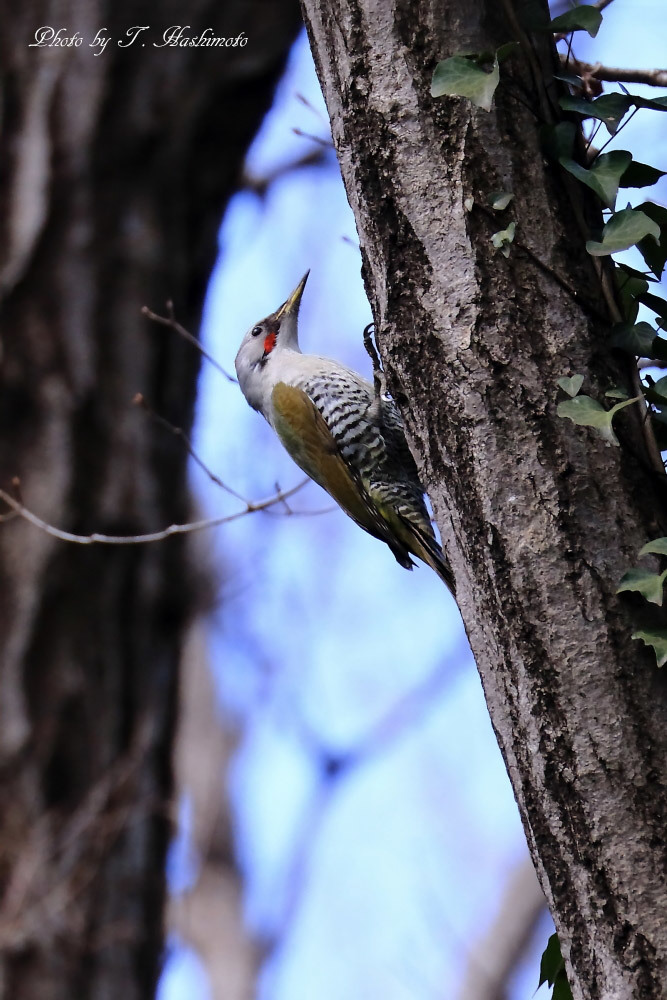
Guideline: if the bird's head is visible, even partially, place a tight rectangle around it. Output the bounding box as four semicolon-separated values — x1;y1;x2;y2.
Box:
235;271;309;410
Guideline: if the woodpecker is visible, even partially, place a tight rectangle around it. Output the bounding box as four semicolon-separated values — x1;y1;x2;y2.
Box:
234;272;454;591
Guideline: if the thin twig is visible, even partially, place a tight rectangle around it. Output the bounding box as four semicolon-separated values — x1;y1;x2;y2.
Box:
133;393;247;501
291;127;335;149
295;92;330;128
142;304;237;383
591;106;639;161
584;118;603;157
242;149;328;198
273;481;293;516
0;484;309;546
132;394;333;517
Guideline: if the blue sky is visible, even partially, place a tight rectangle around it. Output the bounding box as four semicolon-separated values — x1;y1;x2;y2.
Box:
160;6;666;998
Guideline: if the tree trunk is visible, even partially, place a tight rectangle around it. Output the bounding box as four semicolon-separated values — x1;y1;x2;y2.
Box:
169;622;258;1000
301;1;667;997
0;2;300;997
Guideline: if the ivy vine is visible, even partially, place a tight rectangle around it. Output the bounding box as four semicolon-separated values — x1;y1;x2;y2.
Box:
431;3;666;997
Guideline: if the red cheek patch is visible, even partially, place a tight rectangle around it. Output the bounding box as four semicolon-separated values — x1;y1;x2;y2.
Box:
263;331;277;354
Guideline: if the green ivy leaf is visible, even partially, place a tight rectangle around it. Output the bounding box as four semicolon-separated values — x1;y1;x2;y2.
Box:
634;202;667;279
633;95;667;112
605;387;628;399
616;261;658;283
651;415;667;450
586;208;661;256
431;54;499;111
488;190;514;210
644;337;667;362
609;322;667;360
620;161;667;189
538;934;573;1000
639;291;667;326
491;221;515;257
539;934;565;988
560;151;632;208
496;41;520;63
650;375;667;400
557;394;640;445
557;374;584;397
632;629;667;667
553;71;584;87
644;383;667;407
553;974;574;1000
615;266;649;323
639;537;667;557
540;121;577;161
549;5;603;37
617;568;667;606
560;93;634;134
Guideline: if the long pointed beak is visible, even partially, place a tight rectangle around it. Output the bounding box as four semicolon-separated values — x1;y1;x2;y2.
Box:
276;271;310;319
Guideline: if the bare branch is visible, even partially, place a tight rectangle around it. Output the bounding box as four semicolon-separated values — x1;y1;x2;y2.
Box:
132;394;337;514
0;482;310;546
561;53;667;89
142;303;238;383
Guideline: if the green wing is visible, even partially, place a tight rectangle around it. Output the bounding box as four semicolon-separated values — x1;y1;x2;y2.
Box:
271;382;396;546
271;382;455;591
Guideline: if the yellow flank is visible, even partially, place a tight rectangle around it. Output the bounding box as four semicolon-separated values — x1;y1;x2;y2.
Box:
271;381;455;591
271;382;388;542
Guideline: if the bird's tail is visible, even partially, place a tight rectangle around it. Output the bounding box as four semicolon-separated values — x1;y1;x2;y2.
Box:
386;507;455;593
409;525;456;594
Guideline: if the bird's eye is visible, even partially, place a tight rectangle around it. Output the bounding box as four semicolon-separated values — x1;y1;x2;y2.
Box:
251;325;262;337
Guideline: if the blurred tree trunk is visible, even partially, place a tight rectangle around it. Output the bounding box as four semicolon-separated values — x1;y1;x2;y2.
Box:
169;622;257;1000
0;2;300;998
301;1;667;998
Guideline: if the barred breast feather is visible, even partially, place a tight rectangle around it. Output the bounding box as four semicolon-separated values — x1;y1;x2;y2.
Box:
268;353;454;591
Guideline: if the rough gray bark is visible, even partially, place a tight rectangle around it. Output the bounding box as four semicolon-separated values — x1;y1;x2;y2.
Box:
301;2;667;998
0;2;300;998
